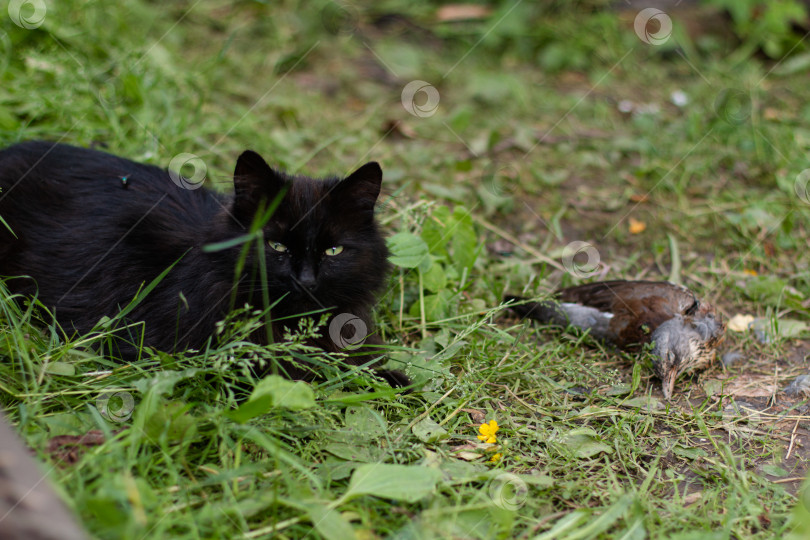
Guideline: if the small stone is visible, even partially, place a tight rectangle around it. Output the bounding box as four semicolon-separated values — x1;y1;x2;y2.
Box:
670;90;689;107
618;100;635;113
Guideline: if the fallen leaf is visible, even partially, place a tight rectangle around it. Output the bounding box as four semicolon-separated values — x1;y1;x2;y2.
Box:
462;408;486;424
683;491;702;506
453;451;482;462
628;218;646;234
722;375;778;398
629;194;649;203
728;313;755;332
436;4;492;22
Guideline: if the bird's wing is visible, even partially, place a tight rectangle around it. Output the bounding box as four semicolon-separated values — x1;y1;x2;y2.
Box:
557;280;700;348
558;280;697;314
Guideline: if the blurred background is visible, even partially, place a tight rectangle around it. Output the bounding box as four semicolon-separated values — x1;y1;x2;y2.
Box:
1;0;809;290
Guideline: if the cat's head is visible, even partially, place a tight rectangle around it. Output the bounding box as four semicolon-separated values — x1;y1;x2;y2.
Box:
228;150;390;316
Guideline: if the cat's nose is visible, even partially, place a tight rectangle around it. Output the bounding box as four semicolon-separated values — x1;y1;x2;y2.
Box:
297;266;317;291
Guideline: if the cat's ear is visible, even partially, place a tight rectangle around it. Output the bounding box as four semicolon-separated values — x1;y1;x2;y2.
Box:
336;162;382;211
233;150;284;216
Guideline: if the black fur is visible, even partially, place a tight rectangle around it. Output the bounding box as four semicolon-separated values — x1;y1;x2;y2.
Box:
0;141;408;386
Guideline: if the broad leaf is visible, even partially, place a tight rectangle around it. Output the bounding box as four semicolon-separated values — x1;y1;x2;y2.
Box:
412;416;449;443
346;463;442;503
450;206;478;271
305;503;356;540
555;427;612;458
387;232;430;269
227;375;315;423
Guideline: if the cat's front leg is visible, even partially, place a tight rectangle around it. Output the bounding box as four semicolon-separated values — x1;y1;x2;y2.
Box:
349;333;411;389
320;320;411;389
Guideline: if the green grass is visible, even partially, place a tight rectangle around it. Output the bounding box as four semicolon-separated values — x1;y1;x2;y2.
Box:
2;0;810;538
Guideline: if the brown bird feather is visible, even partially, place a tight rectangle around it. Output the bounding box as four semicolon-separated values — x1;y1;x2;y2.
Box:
505;280;725;398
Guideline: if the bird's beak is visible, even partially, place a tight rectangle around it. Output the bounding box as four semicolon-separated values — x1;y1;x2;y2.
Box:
661;368;678;400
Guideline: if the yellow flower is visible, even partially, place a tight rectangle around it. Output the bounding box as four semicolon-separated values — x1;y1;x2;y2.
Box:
477;420;499;444
489;452;502;462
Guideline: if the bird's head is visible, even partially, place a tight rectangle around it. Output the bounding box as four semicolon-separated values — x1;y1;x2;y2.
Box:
651;308;725;399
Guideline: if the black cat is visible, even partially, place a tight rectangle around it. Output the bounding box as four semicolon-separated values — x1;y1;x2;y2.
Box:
0;141;408;387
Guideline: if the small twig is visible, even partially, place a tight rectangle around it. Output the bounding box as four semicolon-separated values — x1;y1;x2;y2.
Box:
785;418;801;460
773;477;807;484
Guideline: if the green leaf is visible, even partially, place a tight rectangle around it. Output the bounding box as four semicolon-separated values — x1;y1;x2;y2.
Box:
672;444;707;460
564;494;633;539
344;405;387;439
535;511;589;540
143;400;197;443
412;416;449;443
421;261;447;293
305;504;356;540
605;384;632;397
315;458;361;481
410;289;453;322
774;318;809;338
345;463;442;503
132;368;202;396
324;443;378;463
45;362;76;376
450;206;478;271
742;275;802;308
750;317;810;342
387;232;430;269
439;459;490;484
227;375;315;423
761;464;789;477
622;396;663;411
555;427;612;458
616;518;646;540
421;206;452;257
132;368;202;436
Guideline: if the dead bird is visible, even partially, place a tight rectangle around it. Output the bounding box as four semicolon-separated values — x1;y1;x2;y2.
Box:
505;280;725;399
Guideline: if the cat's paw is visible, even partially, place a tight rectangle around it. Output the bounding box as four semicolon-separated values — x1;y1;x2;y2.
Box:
375;369;412;391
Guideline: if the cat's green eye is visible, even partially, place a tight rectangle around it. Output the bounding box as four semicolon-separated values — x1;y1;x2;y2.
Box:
269;241;288;253
324;246;344;256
